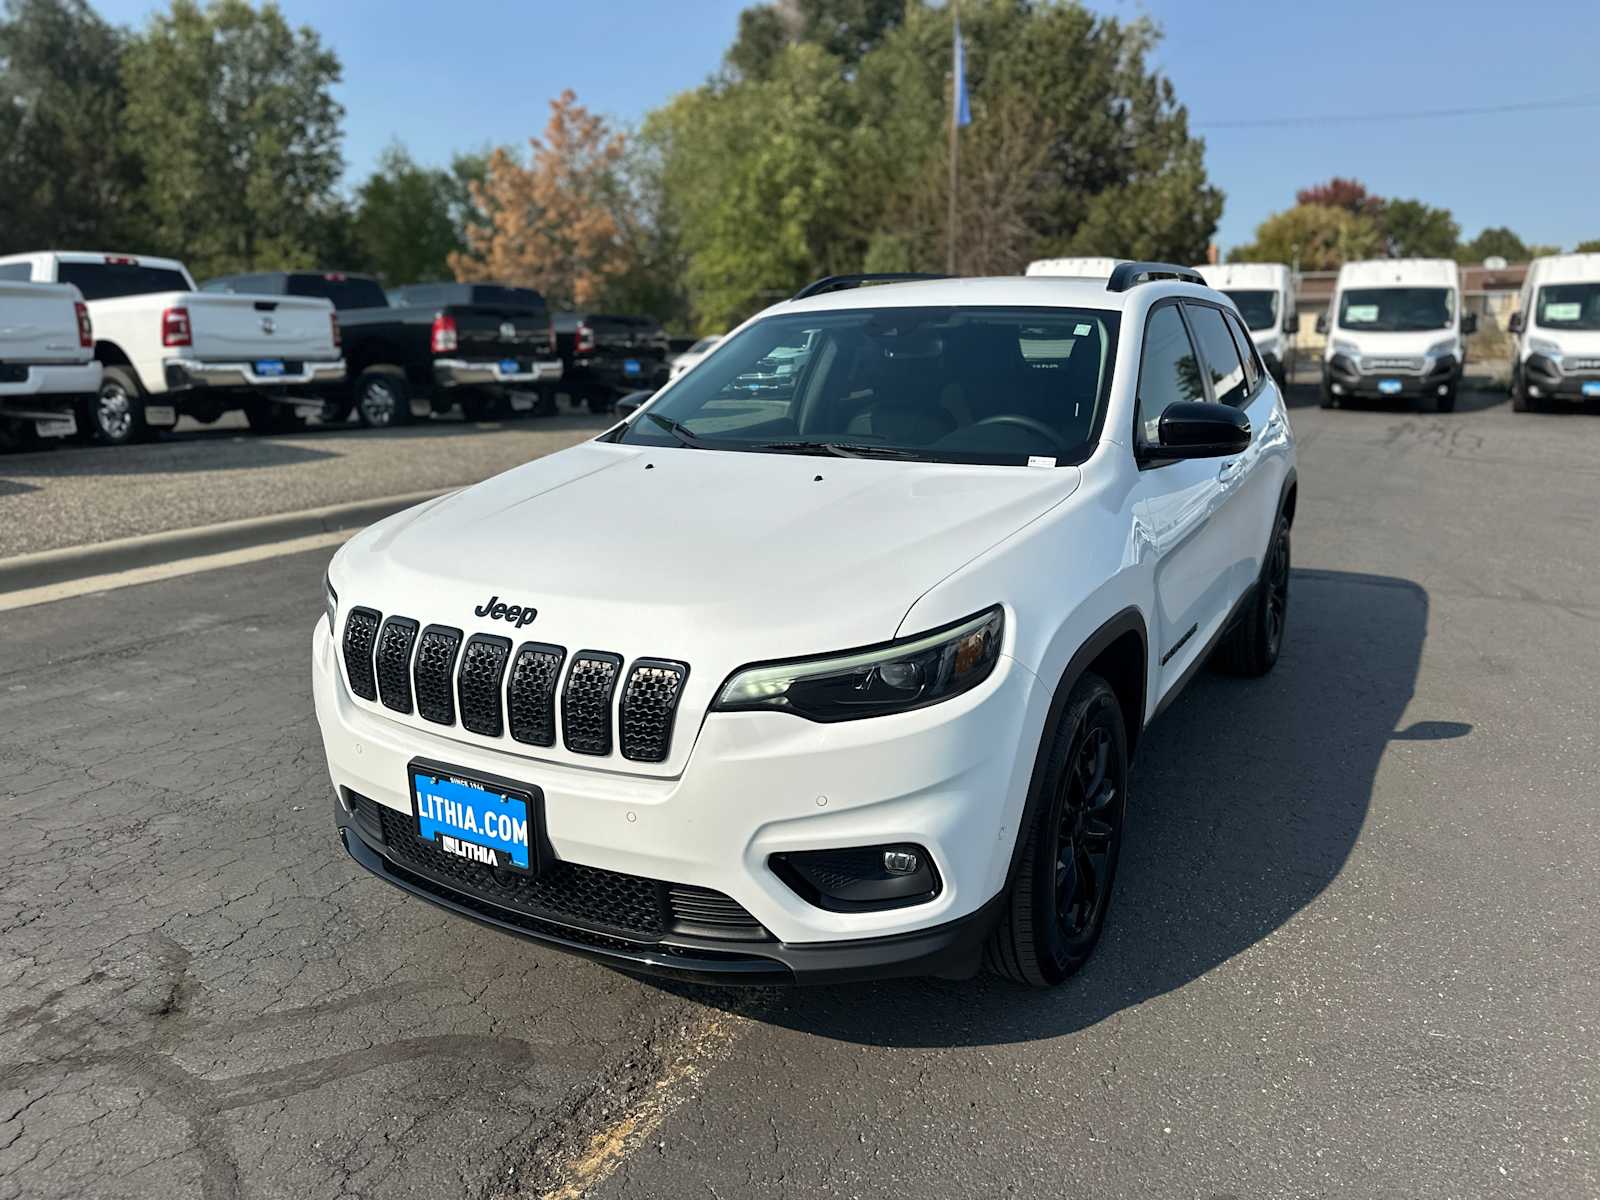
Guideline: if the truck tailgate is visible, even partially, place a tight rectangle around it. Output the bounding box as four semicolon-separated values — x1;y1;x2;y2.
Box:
450;305;556;359
183;292;338;361
0;281;90;365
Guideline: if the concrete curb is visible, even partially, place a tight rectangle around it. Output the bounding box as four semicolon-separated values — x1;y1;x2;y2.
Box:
0;488;452;594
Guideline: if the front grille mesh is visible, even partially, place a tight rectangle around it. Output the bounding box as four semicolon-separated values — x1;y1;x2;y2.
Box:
375;617;419;713
458;634;511;736
341;608;380;701
620;660;689;762
507;643;566;747
562;653;622;756
414;626;462;725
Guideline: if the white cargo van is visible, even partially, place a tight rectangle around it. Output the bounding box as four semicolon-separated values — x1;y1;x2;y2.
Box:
1197;263;1296;387
1024;257;1126;278
1508;253;1600;412
1317;258;1474;412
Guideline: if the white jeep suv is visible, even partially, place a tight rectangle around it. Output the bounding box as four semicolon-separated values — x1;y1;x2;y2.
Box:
314;265;1298;986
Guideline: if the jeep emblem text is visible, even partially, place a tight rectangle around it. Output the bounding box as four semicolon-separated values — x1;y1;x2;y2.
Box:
473;595;537;629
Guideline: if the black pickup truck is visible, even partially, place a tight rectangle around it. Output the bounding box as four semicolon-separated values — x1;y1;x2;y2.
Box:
553;312;670;412
202;272;563;427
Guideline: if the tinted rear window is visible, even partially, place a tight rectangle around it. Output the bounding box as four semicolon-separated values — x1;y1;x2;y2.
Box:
285;275;388;310
59;262;189;301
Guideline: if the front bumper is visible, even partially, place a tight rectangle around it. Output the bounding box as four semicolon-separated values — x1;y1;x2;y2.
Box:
1325;353;1460;398
312;619;1045;981
164;357;346;390
1524;354;1600;399
433;358;564;388
0;359;101;398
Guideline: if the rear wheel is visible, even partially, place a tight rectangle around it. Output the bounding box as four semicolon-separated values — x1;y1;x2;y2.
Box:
1214;514;1290;677
985;672;1128;987
355;369;410;429
89;366;149;446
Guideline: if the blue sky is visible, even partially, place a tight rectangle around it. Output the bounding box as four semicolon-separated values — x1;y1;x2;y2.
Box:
96;0;1600;255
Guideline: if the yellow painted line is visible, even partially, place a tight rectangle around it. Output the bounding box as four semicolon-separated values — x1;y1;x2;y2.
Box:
0;529;351;613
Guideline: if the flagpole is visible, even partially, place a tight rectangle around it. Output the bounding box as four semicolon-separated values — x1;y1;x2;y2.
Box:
947;0;959;275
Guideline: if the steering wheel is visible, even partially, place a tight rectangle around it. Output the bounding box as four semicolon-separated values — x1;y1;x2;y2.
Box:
965;414;1070;453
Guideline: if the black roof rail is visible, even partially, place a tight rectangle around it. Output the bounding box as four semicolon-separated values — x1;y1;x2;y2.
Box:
792;273;950;301
1104;262;1207;293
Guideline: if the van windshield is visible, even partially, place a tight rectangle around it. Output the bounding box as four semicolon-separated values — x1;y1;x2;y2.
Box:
1535;283;1600;331
616;306;1119;466
1224;290;1278;332
1338;287;1453;332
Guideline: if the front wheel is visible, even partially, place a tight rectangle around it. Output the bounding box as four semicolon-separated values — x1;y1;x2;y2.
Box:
1319;375;1337;409
89;366;149;446
1510;366;1540;413
985;672;1128;987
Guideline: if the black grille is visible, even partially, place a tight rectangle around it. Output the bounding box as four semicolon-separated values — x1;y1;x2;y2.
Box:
667;885;767;941
341;608;380;701
375;616;419;713
507;642;566;747
458;634;511;736
562;652;622;756
414;625;462;725
619;659;689;762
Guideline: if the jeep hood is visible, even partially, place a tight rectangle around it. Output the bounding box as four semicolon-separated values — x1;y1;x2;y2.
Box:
337;440;1078;659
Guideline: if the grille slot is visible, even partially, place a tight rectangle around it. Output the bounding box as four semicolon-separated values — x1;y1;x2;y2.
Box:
562;651;622;756
667;885;767;941
375;616;419;713
414;625;462;725
341;608;381;701
507;642;567;747
619;659;689;762
458;634;511;736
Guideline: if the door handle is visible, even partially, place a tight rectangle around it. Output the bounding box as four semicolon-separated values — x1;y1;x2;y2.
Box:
1218;459;1242;483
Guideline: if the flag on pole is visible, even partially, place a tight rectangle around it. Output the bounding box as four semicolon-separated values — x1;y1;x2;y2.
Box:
953;15;971;128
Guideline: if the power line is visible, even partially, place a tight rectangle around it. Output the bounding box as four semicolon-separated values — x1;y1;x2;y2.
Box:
1196;94;1600;129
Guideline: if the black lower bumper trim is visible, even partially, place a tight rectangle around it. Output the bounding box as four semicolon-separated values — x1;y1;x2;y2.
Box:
338;822;1000;985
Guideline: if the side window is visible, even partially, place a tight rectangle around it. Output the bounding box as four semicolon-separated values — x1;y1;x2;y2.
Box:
1186;303;1248;407
1135;304;1206;445
1223;308;1262;393
0;262;34;280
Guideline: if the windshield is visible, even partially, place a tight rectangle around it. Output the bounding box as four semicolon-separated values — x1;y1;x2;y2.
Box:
1338;287;1453;332
59;262;189;300
286;275;388;310
1224;289;1278;332
617;306;1119;466
1535;283;1600;331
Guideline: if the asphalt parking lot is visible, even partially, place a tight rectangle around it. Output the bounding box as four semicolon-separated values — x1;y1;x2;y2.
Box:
1;382;1596;1199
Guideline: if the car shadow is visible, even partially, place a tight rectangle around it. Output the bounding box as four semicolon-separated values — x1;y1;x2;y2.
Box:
665;568;1453;1047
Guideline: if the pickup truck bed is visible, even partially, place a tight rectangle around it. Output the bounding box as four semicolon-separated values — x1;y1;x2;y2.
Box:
0;279;100;448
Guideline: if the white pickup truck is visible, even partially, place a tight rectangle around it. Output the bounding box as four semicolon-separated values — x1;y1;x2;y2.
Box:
0;251;345;444
0;276;101;450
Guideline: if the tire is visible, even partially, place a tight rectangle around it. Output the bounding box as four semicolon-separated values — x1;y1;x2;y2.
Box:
1213;514;1291;677
1436;385;1457;413
354;369;410;429
1319;375;1337;409
89;366;149;446
243;397;305;434
984;672;1128;987
1510;366;1539;413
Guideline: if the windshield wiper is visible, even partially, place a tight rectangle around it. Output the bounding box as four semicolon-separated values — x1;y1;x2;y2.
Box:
645;412;714;448
744;440;925;460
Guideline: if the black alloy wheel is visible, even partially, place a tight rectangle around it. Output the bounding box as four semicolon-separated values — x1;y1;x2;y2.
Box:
1052;721;1123;951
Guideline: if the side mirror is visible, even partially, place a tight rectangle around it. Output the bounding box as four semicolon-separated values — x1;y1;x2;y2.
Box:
1282;309;1297;331
1461;313;1479;336
1507;312;1524;334
1141;401;1251;464
1315;313;1329;335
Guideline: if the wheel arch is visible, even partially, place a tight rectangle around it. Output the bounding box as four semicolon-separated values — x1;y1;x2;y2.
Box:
1278;466;1299;529
93;340;133;369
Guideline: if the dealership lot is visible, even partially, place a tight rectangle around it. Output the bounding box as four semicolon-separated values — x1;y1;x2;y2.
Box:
1;384;1596;1198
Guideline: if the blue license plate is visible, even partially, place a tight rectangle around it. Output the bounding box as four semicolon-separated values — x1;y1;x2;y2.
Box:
499;358;519;374
409;765;535;873
255;359;285;377
1377;378;1402;395
1583;381;1600;398
624;358;641;376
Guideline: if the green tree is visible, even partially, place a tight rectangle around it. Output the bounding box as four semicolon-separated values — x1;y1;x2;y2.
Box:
1573;239;1600;254
0;0;143;253
728;0;906;80
1458;226;1529;263
352;143;463;284
120;0;344;279
1379;198;1458;258
1231;204;1383;271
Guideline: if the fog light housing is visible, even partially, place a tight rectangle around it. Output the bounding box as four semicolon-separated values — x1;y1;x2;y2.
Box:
770;844;941;912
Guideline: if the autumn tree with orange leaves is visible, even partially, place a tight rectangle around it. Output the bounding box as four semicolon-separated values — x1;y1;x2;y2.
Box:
450;90;632;310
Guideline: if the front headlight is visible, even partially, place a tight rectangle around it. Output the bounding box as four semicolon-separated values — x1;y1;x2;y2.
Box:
1425;339;1458;359
712;606;1004;722
323;570;338;634
1331;338;1360;358
1528;336;1563;360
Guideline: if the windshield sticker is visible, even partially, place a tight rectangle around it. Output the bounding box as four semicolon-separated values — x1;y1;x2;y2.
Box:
1345;304;1379;323
1074;323;1091;336
1544;302;1582;322
1027;455;1057;469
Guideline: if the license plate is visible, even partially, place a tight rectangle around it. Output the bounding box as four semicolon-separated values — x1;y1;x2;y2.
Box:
499;358;519;374
35;416;76;438
1583;382;1600;398
144;404;177;425
255;359;286;377
1377;378;1402;395
409;764;537;873
624;358;641;376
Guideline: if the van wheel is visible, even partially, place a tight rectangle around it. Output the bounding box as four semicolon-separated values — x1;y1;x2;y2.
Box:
985;672;1127;987
355;370;409;428
1510;367;1539;413
88;367;150;446
1318;376;1337;409
1214;515;1290;677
